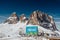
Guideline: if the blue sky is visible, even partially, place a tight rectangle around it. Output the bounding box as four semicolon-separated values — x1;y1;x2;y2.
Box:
0;0;60;23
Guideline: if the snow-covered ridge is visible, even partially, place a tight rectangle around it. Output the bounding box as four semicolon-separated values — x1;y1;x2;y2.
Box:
8;17;17;20
0;11;60;40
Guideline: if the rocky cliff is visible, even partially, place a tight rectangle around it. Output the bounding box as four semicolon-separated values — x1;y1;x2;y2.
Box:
27;10;57;30
4;12;19;24
4;10;57;30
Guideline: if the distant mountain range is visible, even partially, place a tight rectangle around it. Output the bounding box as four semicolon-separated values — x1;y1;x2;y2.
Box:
4;10;58;31
0;10;60;39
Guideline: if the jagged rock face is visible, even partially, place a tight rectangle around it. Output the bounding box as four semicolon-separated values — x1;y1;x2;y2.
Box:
4;11;57;30
19;14;28;23
27;11;57;30
5;12;19;24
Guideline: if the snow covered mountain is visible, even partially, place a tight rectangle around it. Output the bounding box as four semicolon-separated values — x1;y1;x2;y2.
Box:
4;10;57;30
4;12;19;24
27;10;57;30
0;10;60;40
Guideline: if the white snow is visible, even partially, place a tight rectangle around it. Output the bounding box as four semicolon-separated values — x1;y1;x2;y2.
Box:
7;17;17;21
0;21;60;40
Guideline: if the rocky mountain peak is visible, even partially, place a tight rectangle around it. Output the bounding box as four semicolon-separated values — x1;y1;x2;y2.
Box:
10;12;17;17
27;10;57;30
4;10;57;31
4;12;19;24
19;14;28;22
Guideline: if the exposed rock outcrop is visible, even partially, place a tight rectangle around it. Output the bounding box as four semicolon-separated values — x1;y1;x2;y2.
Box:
27;10;57;30
4;10;57;30
4;12;19;24
19;14;28;23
